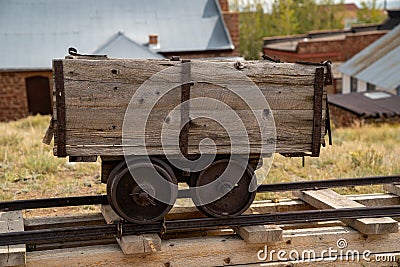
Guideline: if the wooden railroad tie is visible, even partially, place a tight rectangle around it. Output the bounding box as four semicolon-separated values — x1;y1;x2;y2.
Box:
293;188;398;234
25;195;400;267
2;192;400;266
384;184;400;197
0;211;25;266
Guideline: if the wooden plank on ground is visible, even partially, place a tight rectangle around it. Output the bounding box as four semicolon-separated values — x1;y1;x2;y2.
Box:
234;225;282;243
24;213;105;230
25;224;400;267
349;193;400;206
101;205;120;224
117;234;161;255
100;192;400;227
0;211;26;267
294;189;398;234
236;252;400;266
383;184;400;196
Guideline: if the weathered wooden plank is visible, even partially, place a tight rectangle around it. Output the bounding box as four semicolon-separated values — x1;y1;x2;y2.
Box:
234;225;283;244
25;224;400;267
383;184;400;196
101;205;119;224
0;211;26;267
117;234;161;255
61;59;318;85
236;252;400;266
64;108;315;132
350;193;400;207
24;213;106;231
54;59;328;157
62;109;325;156
64;80;316;111
294;189;398;234
24;194;398;232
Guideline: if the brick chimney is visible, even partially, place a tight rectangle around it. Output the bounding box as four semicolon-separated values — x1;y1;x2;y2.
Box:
218;0;229;12
148;34;160;49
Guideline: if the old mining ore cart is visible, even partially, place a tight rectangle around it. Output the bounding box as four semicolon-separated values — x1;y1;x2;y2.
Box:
45;54;331;224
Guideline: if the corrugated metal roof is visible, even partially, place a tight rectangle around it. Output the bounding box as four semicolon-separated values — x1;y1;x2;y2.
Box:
328;91;400;117
339;24;400;90
93;32;165;59
0;0;233;70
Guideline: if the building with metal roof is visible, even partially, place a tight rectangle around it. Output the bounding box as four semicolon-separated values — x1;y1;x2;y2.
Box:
0;0;239;121
328;91;400;127
339;24;400;95
0;0;236;70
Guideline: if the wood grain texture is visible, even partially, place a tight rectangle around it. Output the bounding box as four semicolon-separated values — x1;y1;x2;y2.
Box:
0;211;26;266
19;194;400;266
294;189;398;234
25;224;400;267
383;184;400;196
53;59;328;157
234;225;283;243
117;234;161;255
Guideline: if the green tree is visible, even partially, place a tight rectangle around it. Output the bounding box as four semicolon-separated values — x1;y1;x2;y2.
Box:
234;0;345;59
239;0;270;59
357;0;387;24
318;0;345;30
270;0;299;36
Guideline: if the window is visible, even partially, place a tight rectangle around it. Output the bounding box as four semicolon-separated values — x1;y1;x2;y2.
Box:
367;83;376;91
350;77;357;92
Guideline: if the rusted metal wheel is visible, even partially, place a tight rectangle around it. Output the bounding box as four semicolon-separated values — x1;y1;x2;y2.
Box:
107;159;177;223
191;158;256;218
106;158;175;210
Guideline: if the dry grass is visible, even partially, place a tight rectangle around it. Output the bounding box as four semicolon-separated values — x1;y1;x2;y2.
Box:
0;115;104;217
0;115;399;215
256;123;400;200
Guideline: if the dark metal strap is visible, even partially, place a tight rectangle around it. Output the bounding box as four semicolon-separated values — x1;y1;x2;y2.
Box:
180;60;191;159
311;67;324;157
53;60;67;157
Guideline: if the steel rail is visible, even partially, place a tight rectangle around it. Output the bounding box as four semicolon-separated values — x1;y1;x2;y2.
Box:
1;205;400;246
177;175;400;198
256;175;400;192
0;175;398;211
0;195;108;212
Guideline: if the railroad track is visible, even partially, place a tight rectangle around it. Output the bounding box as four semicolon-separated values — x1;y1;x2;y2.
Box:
0;175;399;247
2;205;400;247
1;175;399;212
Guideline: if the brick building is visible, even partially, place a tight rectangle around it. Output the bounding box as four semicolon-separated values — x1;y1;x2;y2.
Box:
263;8;400;64
263;26;387;64
263;9;400;94
0;0;239;122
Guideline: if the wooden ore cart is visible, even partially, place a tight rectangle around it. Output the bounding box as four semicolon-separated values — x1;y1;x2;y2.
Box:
45;56;331;223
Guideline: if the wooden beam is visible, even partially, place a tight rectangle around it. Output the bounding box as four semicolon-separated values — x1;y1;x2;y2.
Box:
383;184;400;196
294;189;398;234
0;211;25;266
24;213;105;230
101;205;120;224
54;59;328;157
101;192;399;228
234;225;282;244
117;234;161;255
25;224;400;267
